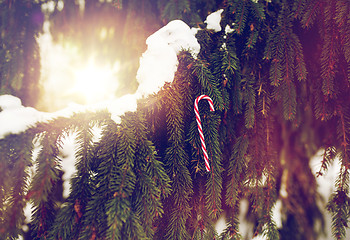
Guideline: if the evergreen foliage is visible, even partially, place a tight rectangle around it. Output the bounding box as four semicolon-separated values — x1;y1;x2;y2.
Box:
2;0;350;240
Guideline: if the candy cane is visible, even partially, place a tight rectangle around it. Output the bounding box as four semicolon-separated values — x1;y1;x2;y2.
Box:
194;95;215;172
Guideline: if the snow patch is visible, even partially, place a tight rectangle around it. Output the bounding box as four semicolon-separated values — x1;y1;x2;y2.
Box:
0;95;46;138
136;20;200;96
225;24;235;34
60;132;77;198
205;9;224;32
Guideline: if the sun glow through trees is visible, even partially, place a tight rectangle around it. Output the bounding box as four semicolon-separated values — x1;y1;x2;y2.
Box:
37;21;120;111
71;58;120;104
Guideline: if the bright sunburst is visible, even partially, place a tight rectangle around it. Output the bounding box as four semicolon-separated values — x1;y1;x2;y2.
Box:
37;22;120;111
71;58;120;104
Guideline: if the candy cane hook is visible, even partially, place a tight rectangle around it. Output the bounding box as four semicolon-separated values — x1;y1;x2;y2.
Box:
194;95;215;172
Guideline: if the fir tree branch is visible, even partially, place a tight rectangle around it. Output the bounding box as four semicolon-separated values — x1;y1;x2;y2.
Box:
316;146;337;177
261;217;280;240
163;86;193;240
204;113;223;219
242;76;256;128
48;112;108;239
232;0;247;34
293;0;305;19
250;1;265;21
79;120;118;239
300;0;324;28
133;113;171;238
291;33;307;81
327;169;350;240
29;129;63;239
0;133;33;239
226;135;248;208
336;105;350;169
220;199;242;240
193;58;224;110
320;4;339;97
106;114;138;239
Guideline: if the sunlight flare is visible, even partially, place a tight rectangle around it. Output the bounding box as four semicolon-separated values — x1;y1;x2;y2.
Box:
71;58;120;104
38;22;120;110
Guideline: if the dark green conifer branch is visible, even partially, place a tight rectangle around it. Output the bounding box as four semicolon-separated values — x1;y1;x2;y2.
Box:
229;65;243;116
227;0;265;36
29;130;62;240
280;81;297;120
317;146;337;177
264;2;306;120
203;113;223;219
292;0;305;19
320;1;340;98
334;1;350;83
249;1;265;22
162;85;193;240
49;118;96;239
132;113;171;238
261;217;279;240
105;114;138;239
0;133;33;239
228;0;248;35
313;82;336;121
225;160;247;238
220;32;242;115
299;0;324;28
193;58;224;110
242;76;256;128
246;27;259;50
221;38;240;83
327;169;350;240
226;135;248;209
256;84;271;117
79;119;118;239
245;117;278;234
189;177;217;239
39;112;109;239
220;205;242;240
177;52;199;116
336;106;350;167
159;0;219;25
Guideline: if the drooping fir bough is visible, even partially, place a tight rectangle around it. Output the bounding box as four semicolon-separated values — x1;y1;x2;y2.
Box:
1;0;350;239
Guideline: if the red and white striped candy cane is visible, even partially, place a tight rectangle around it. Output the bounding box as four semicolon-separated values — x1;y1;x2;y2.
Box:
194;95;215;172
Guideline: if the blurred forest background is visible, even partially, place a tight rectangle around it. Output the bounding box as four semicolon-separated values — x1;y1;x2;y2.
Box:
0;0;222;110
